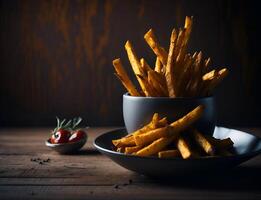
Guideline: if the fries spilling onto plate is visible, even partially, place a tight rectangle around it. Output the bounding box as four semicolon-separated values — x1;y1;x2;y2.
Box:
113;16;229;97
112;105;234;158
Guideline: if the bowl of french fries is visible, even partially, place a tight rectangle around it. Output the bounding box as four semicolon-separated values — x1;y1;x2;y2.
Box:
112;105;228;159
93;16;261;177
94;106;261;177
113;16;228;135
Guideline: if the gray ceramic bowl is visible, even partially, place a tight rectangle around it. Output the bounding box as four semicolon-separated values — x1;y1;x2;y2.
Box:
123;93;216;135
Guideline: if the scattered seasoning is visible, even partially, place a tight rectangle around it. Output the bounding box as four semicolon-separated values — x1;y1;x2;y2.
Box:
89;191;94;195
113;180;133;189
30;157;51;165
31;191;35;196
114;184;119;189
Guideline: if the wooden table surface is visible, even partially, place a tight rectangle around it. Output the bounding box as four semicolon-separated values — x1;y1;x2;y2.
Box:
0;127;260;200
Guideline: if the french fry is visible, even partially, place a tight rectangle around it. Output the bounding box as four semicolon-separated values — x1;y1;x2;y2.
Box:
125;146;143;154
157;117;168;127
148;70;169;96
137;74;160;97
125;41;151;96
136;136;175;157
204;136;233;156
183;52;198;96
134;126;172;146
153;71;168;89
203;57;211;73
176;54;193;96
155;57;163;73
191;129;215;155
205;136;234;149
169;105;204;129
112;135;136;148
165;29;178;97
140;58;153;75
113;58;141;96
176;136;197;159
178;16;193;62
144;29;168;66
202;68;229;95
134;105;204;146
173;29;185;79
202;69;217;81
174;29;185;62
158;149;180;158
189;52;203;97
112;114;168;147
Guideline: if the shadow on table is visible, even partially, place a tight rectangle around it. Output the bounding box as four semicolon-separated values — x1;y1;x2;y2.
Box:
147;166;261;191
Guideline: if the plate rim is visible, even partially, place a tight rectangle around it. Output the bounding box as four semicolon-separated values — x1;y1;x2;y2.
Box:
93;126;261;161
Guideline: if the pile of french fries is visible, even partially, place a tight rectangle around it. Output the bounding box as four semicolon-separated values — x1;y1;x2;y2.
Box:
112;105;234;159
113;16;228;97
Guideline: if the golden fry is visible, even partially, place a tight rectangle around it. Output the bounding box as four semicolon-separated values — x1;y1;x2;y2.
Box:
136;136;175;157
202;69;217;81
204;136;234;156
137;74;160;97
140;58;153;75
202;68;229;95
155;57;163;73
125;146;143;154
178;16;193;62
134;105;204;146
176;54;193;96
203;57;211;73
169;105;204;129
191;129;215;155
189;52;203;97
176;136;197;159
134;126;172;146
112;113;168;147
174;29;185;64
125;41;150;96
157;117;168;127
165;29;178;97
205;136;234;149
112;135;136;148
148;70;169;96
144;29;168;66
113;58;141;96
158;149;180;158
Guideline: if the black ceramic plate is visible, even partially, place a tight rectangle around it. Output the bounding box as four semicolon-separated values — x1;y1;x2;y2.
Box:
94;127;261;177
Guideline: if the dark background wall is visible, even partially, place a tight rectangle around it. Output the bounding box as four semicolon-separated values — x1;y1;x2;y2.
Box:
0;0;260;127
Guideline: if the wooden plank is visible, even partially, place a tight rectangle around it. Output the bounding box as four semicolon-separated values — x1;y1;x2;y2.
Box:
0;185;260;200
0;163;261;188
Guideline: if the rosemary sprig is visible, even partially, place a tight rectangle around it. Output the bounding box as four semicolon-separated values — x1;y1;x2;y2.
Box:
53;117;84;134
